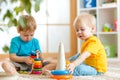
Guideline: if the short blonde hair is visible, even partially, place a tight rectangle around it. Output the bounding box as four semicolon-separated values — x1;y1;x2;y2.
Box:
17;15;36;33
73;12;96;28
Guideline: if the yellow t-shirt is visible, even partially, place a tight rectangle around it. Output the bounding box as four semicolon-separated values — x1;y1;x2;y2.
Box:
80;36;107;73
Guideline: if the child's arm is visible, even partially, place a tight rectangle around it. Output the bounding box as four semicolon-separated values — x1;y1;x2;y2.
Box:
73;51;91;67
67;51;91;73
9;54;32;65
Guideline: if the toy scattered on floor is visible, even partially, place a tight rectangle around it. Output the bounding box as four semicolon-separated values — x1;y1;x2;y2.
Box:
19;70;29;74
50;42;72;79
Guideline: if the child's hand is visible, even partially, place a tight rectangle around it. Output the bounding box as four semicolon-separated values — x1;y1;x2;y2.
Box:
36;50;40;53
67;63;76;74
36;50;42;59
24;57;33;65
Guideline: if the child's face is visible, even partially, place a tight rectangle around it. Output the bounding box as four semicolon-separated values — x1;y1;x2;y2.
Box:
75;23;94;40
20;31;34;42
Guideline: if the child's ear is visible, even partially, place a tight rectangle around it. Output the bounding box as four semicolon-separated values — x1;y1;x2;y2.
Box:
17;28;20;33
17;30;19;33
91;26;96;32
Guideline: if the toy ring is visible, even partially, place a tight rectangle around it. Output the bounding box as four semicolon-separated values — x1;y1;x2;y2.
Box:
34;63;42;66
34;65;42;68
30;56;36;59
34;58;42;61
33;68;42;71
50;74;72;79
51;70;70;75
31;71;42;74
34;61;42;63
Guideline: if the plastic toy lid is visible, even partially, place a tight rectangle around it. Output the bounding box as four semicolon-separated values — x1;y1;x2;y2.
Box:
31;71;42;74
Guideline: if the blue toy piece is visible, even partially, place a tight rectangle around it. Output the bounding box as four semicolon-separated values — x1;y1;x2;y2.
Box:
30;51;37;59
51;70;70;75
84;0;96;8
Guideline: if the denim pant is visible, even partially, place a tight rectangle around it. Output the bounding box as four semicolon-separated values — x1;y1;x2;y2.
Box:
69;53;103;76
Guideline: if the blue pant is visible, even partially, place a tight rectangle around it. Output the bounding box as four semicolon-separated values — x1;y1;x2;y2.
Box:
69;53;103;76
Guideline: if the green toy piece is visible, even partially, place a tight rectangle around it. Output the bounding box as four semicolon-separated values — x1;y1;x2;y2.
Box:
19;70;29;74
103;23;113;32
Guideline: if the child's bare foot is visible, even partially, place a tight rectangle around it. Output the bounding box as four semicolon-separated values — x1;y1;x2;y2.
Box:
2;61;19;75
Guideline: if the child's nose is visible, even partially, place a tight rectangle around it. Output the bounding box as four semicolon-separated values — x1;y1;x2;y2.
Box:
27;36;32;40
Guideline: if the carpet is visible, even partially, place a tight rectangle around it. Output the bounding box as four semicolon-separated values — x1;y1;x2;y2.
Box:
0;61;120;80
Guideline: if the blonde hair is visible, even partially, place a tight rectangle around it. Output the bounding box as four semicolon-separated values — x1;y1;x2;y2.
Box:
17;15;36;33
73;12;96;28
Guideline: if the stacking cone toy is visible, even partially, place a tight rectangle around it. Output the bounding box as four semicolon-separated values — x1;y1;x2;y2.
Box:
31;51;42;74
50;42;72;79
56;42;66;70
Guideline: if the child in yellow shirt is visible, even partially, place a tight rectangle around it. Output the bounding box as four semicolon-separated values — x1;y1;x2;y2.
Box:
67;12;107;76
39;12;107;76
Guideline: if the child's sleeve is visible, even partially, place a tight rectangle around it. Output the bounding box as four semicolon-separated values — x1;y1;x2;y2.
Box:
34;39;42;53
9;38;19;54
